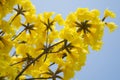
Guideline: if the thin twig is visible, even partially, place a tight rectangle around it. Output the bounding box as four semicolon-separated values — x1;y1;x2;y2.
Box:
102;17;106;22
10;13;19;25
10;59;26;66
50;40;65;48
25;77;53;80
44;29;49;61
11;29;25;41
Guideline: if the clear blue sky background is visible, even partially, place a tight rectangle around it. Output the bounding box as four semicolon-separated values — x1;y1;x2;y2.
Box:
31;0;120;80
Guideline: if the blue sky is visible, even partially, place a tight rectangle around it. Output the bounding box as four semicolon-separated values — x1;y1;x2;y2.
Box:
31;0;120;80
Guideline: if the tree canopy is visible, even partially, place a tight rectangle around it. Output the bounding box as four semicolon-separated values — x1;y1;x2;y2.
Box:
0;0;117;80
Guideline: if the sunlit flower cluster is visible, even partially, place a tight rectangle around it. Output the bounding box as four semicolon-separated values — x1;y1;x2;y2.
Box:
0;0;117;80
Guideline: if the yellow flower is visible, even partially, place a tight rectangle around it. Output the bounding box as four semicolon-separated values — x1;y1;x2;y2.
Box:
59;27;77;42
9;14;21;29
67;49;87;70
63;62;75;80
36;12;56;32
0;20;15;35
75;8;89;16
75;8;91;21
19;75;26;80
104;9;116;18
90;9;100;22
65;13;77;28
43;12;55;20
48;30;59;43
0;0;117;79
54;14;64;25
0;0;20;19
19;0;36;14
90;9;100;17
0;54;17;80
91;41;103;51
0;33;12;53
16;43;36;57
25;12;37;23
106;22;117;32
16;44;27;56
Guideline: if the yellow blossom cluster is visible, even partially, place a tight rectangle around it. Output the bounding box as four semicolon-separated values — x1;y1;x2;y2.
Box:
0;0;117;80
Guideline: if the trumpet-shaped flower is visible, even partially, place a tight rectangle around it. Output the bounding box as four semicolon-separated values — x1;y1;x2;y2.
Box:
104;9;116;18
106;22;117;32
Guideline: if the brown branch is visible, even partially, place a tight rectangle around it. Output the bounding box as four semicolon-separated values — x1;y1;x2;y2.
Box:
15;52;45;80
15;40;65;80
102;17;106;22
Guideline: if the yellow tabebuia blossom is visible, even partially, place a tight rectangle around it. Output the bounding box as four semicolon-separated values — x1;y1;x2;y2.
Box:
0;54;17;80
19;0;36;14
48;30;59;43
0;20;15;34
0;0;24;19
106;22;117;32
54;14;65;26
104;9;116;18
65;8;105;51
0;0;117;80
10;15;21;29
65;13;77;28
